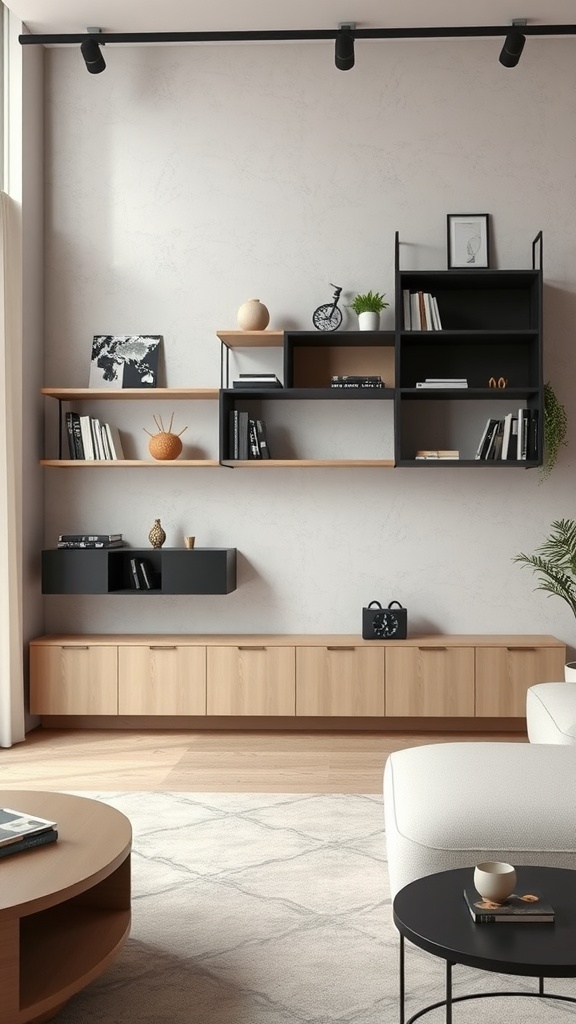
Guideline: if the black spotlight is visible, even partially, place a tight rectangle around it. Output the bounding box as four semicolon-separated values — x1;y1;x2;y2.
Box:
81;36;106;74
499;31;526;68
335;26;355;71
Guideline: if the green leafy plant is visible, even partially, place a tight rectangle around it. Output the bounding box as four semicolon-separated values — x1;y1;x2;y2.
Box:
349;290;389;314
541;381;568;480
513;518;576;618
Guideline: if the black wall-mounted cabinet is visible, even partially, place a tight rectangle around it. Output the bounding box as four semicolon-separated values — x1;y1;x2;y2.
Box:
42;547;237;595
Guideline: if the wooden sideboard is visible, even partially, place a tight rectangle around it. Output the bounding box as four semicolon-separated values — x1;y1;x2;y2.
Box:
29;633;566;723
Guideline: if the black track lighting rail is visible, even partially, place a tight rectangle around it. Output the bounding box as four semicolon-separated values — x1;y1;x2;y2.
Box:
17;24;576;46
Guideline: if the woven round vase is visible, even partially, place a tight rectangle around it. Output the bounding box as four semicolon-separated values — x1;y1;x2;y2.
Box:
148;518;166;549
148;431;183;461
237;299;270;331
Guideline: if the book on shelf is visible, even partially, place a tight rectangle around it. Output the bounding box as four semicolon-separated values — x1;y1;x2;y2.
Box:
527;408;539;461
238;411;250;460
415;381;468;389
138;558;155;590
248;419;261;459
89;417;104;459
475;417;500;460
500;412;514;460
104;423;126;460
59;534;123;542
415;450;460;460
517;407;530;460
403;289;411;329
331;375;384;388
57;540;124;548
0;828;58;859
255;418;271;459
79;414;95;460
129;557;142;589
233;373;282;388
463;886;555;924
229;409;239;459
0;807;57;847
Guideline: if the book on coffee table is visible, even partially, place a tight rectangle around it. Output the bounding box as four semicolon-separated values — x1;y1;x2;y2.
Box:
0;828;58;859
0;807;57;846
463;886;555;923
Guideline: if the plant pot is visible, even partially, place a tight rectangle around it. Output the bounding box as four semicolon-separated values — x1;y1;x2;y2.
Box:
565;662;576;682
358;311;380;331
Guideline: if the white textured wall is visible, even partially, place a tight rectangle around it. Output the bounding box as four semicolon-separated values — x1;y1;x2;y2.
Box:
42;38;576;648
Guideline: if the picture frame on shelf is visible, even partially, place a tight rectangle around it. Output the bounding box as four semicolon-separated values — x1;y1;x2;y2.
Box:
89;335;162;388
447;214;490;269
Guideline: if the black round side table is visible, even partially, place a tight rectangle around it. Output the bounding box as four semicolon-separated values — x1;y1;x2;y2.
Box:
393;865;576;1023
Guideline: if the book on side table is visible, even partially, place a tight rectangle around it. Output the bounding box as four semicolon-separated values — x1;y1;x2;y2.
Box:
0;807;58;858
463;885;555;923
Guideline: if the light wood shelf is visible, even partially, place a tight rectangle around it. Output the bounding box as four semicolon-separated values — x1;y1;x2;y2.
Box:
41;387;219;400
41;459;220;467
216;330;284;348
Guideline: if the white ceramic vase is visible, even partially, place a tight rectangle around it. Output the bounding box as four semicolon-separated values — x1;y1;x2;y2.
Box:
358;311;380;331
237;299;270;331
565;662;576;681
473;862;517;903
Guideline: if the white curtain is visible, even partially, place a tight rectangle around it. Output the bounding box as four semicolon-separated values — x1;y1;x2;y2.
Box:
0;190;25;746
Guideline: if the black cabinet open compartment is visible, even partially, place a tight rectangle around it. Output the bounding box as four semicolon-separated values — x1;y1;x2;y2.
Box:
283;330;395;388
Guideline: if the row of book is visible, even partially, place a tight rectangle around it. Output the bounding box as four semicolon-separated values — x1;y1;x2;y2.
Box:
57;533;124;549
403;290;443;331
0;806;58;859
475;409;538;461
330;375;385;389
65;412;125;460
129;556;158;590
229;411;271;459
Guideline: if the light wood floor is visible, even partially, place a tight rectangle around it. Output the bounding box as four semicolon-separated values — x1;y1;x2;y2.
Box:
0;726;527;792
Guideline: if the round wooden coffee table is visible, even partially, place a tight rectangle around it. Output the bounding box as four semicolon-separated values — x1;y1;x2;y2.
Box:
394;865;576;1023
0;790;131;1024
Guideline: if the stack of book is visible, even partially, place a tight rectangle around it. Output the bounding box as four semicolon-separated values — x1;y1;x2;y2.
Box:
330;375;385;389
65;412;125;460
129;556;158;590
0;807;58;859
57;533;124;548
229;411;271;459
475;409;538;461
415;450;460;460
403;291;443;331
415;378;468;389
232;373;282;389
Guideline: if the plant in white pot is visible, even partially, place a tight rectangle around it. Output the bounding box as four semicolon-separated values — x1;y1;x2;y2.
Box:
513;518;576;679
349;290;389;331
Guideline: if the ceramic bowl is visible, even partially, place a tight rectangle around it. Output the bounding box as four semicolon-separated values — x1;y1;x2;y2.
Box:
473;861;517;903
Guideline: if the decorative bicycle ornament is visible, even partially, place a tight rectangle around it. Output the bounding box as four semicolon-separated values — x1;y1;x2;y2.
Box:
312;283;343;331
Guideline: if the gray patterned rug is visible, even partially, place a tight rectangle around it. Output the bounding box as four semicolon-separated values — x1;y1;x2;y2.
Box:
57;792;572;1023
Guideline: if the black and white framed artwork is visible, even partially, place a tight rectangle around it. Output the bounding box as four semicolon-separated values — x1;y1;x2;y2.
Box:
447;215;490;269
89;335;162;388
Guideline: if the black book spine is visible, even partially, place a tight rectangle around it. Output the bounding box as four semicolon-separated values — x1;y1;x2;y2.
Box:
71;412;85;458
65;412;76;458
129;557;141;589
255;419;271;459
138;558;153;589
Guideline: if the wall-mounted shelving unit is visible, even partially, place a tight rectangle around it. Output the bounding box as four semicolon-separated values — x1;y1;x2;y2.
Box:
394;230;543;467
41;547;237;595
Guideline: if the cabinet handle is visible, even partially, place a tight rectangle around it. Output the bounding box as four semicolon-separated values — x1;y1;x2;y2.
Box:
327;646;355;651
62;645;89;650
149;645;177;650
506;646;536;652
238;646;266;651
418;646;448;651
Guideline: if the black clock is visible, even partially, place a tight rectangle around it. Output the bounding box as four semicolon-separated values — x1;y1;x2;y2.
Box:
362;600;407;640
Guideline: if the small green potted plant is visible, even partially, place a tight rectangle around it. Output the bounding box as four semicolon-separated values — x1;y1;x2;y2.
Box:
349;290;389;331
541;381;568;480
513;517;576;678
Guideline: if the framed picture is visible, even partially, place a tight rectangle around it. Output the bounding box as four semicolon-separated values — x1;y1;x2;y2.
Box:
89;335;162;388
447;214;490;269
